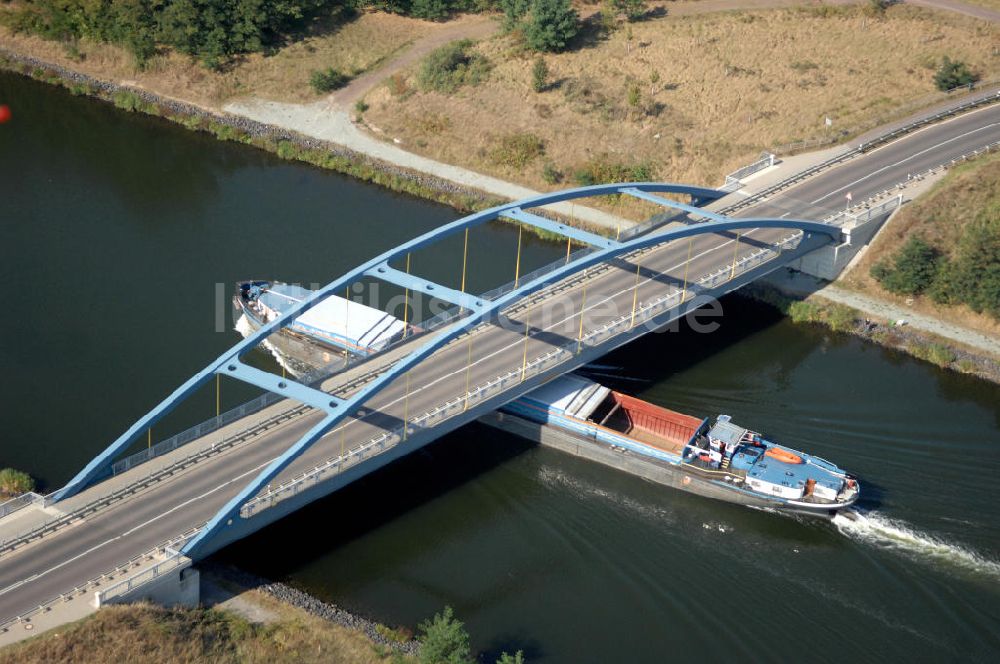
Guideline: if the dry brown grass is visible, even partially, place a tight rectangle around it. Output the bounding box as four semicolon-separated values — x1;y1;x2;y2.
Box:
0;9;431;106
842;151;1000;338
0;599;411;664
960;0;1000;13
362;4;1000;191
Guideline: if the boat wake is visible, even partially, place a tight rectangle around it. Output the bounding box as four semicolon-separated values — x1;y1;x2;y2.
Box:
235;314;307;378
833;509;1000;583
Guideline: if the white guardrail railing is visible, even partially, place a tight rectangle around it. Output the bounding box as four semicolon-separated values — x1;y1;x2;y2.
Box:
0;493;46;520
94;548;187;605
241;232;803;518
0;527;199;635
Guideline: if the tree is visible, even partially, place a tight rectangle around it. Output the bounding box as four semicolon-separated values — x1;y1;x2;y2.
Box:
934;57;978;91
930;206;1000;318
410;0;452;20
870;235;941;295
531;56;549;92
501;0;532;30
418;606;473;664
525;0;579;52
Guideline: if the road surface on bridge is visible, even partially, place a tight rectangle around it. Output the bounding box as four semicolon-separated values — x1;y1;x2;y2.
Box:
1;101;998;624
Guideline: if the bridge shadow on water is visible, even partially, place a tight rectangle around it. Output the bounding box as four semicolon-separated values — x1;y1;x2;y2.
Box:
210;291;860;642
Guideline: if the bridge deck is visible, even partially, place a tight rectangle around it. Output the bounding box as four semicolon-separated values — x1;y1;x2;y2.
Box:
3;99;997;628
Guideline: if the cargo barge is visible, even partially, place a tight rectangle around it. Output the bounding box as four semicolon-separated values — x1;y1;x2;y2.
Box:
235;281;860;516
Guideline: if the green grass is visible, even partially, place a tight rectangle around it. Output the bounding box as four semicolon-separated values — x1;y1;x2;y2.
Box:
0;468;34;498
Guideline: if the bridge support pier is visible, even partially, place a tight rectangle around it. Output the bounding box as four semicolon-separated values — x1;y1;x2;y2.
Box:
93;556;199;610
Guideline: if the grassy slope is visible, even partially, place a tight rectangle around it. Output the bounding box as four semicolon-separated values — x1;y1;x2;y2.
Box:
362;4;1000;190
0;7;432;107
843;151;1000;338
0;600;414;664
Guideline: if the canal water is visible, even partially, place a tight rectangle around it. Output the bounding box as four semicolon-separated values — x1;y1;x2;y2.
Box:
2;72;999;661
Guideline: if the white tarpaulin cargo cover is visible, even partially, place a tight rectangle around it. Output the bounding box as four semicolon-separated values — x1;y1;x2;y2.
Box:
526;374;610;420
291;295;407;354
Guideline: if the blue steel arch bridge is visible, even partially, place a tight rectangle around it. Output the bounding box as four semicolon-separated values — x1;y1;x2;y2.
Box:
47;182;839;559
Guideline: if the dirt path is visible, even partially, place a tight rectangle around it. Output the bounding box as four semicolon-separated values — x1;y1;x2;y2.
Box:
326;0;998;111
328;13;499;107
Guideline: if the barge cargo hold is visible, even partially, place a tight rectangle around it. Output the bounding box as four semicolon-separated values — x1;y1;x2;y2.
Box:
234;281;860;516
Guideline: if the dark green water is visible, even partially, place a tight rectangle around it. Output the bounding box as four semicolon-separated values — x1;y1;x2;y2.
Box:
3;72;1000;661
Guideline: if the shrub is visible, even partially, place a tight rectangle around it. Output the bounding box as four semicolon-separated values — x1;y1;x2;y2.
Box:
387;73;411;97
531;56;549;92
609;0;647;21
410;0;451;20
0;468;34;496
355;100;370;114
542;162;563;184
489;132;545;168
870;235;941;295
113;90;144;112
826;303;857;333
418;606;472;664
788;300;824;324
865;0;892;16
572;155;655;185
910;342;956;367
309;68;350;94
497;652;526;664
934;57;978;91
418;40;491;94
929;205;1000;318
525;0;579;53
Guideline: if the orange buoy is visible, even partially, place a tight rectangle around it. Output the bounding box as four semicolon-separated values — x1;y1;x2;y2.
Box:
0;105;11;124
764;447;803;464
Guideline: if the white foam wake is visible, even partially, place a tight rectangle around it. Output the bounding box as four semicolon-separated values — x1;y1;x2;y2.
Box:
234;314;305;378
834;509;1000;582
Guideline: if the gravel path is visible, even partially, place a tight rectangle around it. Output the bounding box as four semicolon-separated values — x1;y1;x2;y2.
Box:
223;96;633;230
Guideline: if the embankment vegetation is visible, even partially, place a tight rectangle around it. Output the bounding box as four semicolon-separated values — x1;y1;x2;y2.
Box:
846;152;1000;337
363;4;1000;193
0;1;503;69
0;601;526;664
0;602;411;664
0;468;34;498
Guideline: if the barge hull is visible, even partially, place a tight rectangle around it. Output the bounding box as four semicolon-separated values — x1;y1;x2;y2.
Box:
478;411;842;516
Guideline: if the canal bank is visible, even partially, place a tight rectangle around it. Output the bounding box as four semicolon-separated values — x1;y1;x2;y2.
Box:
3;66;1000;663
4;45;999;382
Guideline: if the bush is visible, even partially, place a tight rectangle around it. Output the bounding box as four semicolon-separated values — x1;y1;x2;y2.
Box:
113;90;144;112
489;133;545;168
0;468;35;496
609;0;647;20
418;40;491;93
310;68;350;94
531;56;549;92
572;155;655;185
418;606;472;664
870;235;941;295
410;0;452;20
934;57;978;91
929;205;1000;317
525;0;579;53
542;161;563;184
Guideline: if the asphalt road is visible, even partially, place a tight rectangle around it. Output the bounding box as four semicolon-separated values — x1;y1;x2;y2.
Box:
1;101;998;624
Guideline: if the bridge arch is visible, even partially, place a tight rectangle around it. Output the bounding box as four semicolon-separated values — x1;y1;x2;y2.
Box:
50;182;838;557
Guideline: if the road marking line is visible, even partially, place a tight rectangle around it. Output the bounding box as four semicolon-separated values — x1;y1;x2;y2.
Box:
0;460;276;600
809;123;999;206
